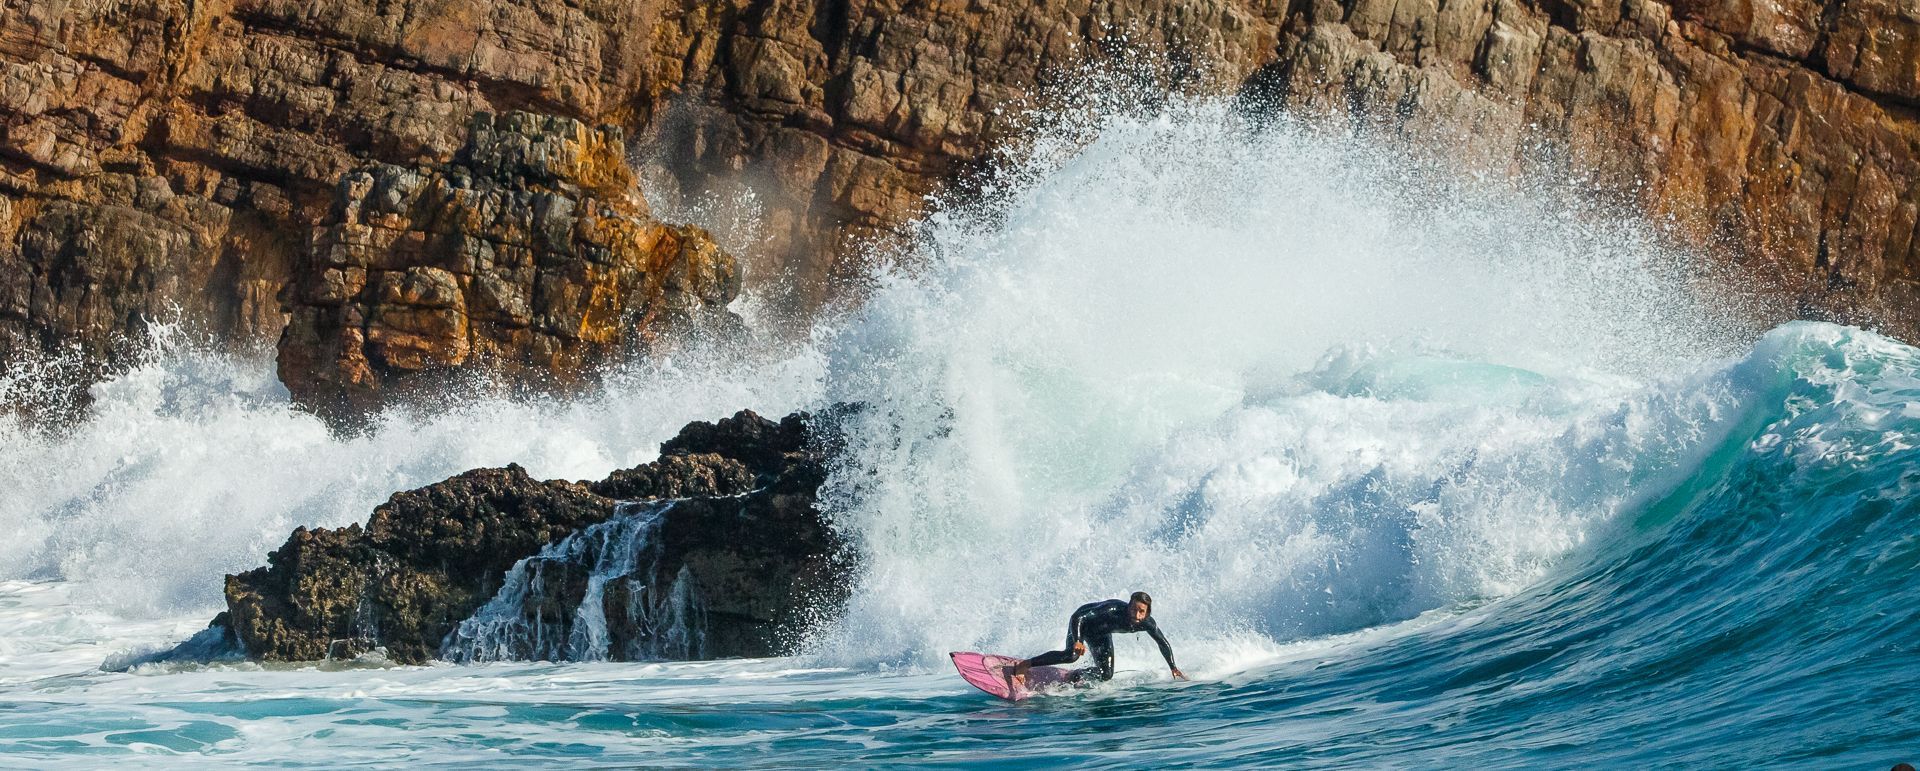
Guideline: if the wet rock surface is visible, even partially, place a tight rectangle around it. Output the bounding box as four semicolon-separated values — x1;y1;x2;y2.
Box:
214;408;852;664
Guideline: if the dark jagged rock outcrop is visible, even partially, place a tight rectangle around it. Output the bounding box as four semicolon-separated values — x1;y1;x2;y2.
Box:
213;408;851;664
222;465;615;663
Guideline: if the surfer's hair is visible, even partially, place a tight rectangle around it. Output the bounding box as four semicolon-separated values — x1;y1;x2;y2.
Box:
1130;591;1152;609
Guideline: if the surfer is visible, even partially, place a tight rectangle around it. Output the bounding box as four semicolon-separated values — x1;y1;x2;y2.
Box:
1009;591;1186;686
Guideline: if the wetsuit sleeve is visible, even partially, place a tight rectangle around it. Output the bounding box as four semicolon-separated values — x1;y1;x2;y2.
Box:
1145;619;1176;669
1065;604;1093;649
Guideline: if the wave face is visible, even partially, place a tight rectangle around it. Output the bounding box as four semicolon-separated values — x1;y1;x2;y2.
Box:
808;102;1758;666
1;98;1914;767
1168;321;1920;766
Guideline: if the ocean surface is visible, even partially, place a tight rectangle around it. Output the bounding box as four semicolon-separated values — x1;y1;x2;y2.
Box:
1;101;1914;768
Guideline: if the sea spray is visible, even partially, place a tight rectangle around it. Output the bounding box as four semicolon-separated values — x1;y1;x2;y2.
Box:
0;322;823;616
443;501;709;663
0;96;1759;672
805;98;1757;666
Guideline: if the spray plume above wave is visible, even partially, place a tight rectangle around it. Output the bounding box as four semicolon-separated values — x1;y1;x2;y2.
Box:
2;97;1753;642
806;98;1766;667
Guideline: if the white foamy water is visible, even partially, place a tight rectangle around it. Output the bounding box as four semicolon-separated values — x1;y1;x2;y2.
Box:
0;325;825;616
445;501;709;663
0;96;1779;766
806;102;1755;666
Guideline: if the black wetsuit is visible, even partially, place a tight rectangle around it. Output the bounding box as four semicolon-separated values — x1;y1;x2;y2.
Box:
1024;599;1176;682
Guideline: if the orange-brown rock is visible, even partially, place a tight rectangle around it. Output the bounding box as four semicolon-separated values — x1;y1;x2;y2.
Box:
4;0;1920;413
633;0;1285;316
640;0;1920;331
1241;0;1920;326
0;0;672;391
278;112;742;421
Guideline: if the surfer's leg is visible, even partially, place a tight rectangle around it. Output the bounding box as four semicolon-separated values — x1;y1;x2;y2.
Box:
1089;637;1115;682
1023;649;1081;668
1013;648;1074;684
1012;647;1082;687
1062;638;1114;684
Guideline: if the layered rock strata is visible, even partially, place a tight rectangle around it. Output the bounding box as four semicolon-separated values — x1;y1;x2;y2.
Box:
633;0;1285;315
215;408;850;664
1245;0;1920;325
0;0;733;411
648;0;1920;328
3;0;1919;408
277;112;741;419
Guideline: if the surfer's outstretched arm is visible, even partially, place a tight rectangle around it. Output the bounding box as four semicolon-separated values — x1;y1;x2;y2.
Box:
1144;619;1186;680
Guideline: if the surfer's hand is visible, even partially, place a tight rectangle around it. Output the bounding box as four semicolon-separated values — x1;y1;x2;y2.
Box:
1073;642;1086;657
1171;668;1187;681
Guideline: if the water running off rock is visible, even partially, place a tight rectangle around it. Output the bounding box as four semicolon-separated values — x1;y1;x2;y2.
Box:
443;501;709;663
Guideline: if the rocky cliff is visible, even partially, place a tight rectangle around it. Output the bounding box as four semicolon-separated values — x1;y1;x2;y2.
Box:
213;408;850;664
277;112;741;420
1247;0;1920;325
4;0;1918;410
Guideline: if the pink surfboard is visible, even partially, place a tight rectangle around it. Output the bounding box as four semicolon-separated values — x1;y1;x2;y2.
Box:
949;651;1076;701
